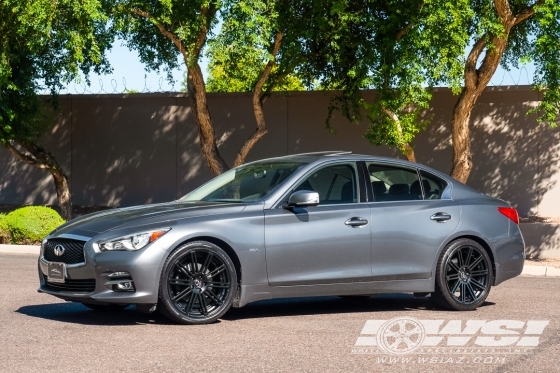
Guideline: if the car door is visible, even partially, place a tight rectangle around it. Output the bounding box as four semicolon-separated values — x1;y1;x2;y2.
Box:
365;162;461;280
264;162;372;286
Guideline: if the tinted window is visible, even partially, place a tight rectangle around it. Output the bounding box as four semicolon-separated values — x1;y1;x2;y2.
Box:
366;163;421;202
294;163;358;204
420;170;446;200
181;161;306;202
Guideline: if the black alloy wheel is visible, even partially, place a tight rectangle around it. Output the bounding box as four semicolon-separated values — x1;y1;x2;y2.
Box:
158;241;237;324
432;238;492;311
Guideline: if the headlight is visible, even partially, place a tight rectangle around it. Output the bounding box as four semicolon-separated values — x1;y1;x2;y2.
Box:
98;229;170;251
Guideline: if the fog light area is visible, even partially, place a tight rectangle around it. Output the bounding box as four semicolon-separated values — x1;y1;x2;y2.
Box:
104;271;136;292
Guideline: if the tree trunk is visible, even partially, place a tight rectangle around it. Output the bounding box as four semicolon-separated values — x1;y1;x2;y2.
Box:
233;32;283;168
187;64;230;175
131;7;229;176
5;140;73;220
450;0;538;183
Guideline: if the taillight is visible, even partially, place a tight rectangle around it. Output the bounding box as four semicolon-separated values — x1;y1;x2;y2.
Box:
498;207;519;225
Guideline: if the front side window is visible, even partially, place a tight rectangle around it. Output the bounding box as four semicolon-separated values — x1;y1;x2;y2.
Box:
293;163;358;205
181;161;307;202
366;163;422;202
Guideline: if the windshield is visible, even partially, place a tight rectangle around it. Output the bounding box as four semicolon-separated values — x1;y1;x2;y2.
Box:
180;160;307;202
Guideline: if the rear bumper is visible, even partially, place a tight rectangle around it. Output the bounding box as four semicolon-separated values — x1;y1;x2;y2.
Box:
493;222;525;286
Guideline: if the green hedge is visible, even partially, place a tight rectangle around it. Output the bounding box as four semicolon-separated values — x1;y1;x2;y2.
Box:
3;206;65;244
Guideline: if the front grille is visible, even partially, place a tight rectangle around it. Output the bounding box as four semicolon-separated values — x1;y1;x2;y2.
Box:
43;275;96;293
43;238;86;265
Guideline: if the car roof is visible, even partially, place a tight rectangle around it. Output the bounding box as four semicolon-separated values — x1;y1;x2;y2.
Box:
261;151;431;171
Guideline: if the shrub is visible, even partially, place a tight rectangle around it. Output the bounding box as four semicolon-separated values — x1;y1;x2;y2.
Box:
0;214;9;244
5;206;65;244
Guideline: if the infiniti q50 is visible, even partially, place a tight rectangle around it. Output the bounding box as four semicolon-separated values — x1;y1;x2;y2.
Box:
38;152;525;324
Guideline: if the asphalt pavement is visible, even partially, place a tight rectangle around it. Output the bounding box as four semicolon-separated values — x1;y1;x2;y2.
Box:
1;252;559;373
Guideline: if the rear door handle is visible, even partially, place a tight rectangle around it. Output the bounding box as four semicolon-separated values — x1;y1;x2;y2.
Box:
345;217;369;227
430;212;451;222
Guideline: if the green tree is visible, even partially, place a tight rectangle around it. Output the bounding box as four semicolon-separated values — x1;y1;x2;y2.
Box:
294;0;470;162
115;0;308;172
206;0;307;166
450;0;560;183
0;0;112;219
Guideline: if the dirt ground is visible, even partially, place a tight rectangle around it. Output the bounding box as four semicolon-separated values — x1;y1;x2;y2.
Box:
525;258;560;269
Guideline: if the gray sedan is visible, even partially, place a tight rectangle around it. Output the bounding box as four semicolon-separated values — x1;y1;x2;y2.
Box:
38;151;525;324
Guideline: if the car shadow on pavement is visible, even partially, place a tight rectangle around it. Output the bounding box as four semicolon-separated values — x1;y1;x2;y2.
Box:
16;302;175;326
223;294;496;321
16;295;496;325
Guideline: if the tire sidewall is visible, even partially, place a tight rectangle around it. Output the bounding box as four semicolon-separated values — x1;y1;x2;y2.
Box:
158;241;237;324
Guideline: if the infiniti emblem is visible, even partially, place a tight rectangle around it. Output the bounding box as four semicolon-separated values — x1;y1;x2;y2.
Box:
53;245;65;257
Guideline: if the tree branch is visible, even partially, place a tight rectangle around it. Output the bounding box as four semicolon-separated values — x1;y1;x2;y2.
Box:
232;32;283;167
464;36;487;90
4;141;49;170
131;8;189;61
380;105;416;162
513;0;544;26
396;1;424;41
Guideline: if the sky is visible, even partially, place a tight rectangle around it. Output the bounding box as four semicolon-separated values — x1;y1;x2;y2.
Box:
57;41;537;95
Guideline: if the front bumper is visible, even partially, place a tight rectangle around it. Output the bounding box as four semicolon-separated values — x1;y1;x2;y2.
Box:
38;234;168;305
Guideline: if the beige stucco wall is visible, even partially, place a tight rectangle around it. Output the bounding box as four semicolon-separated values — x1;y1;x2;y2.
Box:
0;86;558;217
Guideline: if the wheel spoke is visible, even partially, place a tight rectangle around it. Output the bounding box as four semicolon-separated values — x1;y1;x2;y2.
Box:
209;264;225;278
191;251;199;272
168;278;190;286
204;289;223;306
457;249;464;267
185;292;196;314
447;260;461;274
471;269;488;277
201;252;213;273
460;283;466;303
446;273;459;281
198;293;208;316
465;282;477;300
470;277;487;291
451;280;461;294
208;281;230;289
468;256;483;270
172;287;192;302
175;262;192;278
464;247;473;267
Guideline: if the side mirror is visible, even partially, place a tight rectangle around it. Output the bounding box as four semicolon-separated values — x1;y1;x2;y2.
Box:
285;190;320;208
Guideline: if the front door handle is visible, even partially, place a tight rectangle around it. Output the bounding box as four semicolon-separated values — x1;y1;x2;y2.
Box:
430;212;451;222
345;217;369;227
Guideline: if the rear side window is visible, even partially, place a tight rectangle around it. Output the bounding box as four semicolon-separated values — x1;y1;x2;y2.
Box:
366;163;421;202
419;170;447;200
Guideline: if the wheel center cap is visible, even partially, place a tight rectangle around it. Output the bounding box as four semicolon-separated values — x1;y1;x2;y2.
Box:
459;268;470;281
194;278;202;289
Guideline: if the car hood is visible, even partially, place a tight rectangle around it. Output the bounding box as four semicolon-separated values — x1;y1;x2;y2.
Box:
51;201;247;238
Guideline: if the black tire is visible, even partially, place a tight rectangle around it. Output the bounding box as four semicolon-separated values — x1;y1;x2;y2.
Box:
432;238;492;311
81;303;129;311
158;241;237;325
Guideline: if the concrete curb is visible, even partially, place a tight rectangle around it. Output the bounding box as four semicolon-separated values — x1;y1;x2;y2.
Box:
0;244;559;277
0;244;40;254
